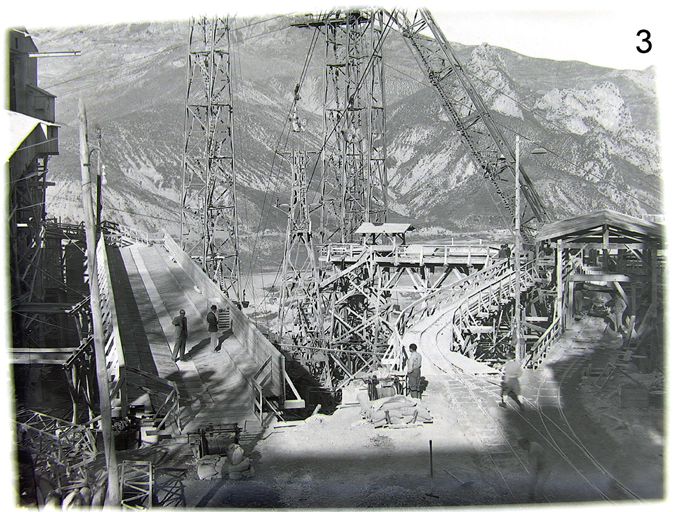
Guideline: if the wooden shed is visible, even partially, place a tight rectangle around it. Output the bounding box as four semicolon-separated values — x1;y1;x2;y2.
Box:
536;209;664;371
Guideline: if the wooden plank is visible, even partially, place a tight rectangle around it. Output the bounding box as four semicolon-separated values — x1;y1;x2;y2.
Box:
13;303;78;313
567;274;630;282
11;348;74;365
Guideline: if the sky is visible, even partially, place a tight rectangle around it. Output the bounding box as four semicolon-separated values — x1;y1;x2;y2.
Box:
3;1;670;71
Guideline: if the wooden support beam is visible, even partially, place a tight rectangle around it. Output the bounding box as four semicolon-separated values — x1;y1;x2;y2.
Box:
614;282;630;306
466;326;494;333
567;274;631;282
11;347;76;365
561;243;647;250
14;302;79;314
557;239;565;328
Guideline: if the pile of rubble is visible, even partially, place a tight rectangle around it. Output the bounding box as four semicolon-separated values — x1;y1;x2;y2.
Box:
343;376;433;428
196;443;254;481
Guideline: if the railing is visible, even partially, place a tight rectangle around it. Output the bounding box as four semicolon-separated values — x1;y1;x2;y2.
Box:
250;359;279;426
383;260;511;370
251;371;283;426
319;241;498;267
383;258;547;371
320;243;366;261
126;367;182;434
400;259;514;336
43;218;86;240
391;243;497;266
524;316;561;369
96;237;127;417
450;261;538;349
101;221;164;246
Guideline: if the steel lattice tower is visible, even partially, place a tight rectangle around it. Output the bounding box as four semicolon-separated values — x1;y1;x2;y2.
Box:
277;150;332;388
181;17;241;297
284;10;391;392
315;10;389;244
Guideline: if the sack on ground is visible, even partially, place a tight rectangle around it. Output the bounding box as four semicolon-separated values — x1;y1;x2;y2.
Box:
227;443;244;465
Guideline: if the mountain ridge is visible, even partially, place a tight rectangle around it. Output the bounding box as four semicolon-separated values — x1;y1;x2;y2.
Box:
28;15;661;269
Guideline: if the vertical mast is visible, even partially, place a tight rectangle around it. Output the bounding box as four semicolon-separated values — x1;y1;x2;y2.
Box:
317;10;388;244
181;17;241;297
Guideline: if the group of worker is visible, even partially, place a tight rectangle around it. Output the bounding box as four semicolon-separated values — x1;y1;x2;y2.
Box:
170;304;221;363
406;343;550;502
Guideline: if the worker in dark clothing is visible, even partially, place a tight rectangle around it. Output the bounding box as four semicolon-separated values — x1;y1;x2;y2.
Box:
171;309;188;362
207;305;220;352
518;437;551;501
497;243;511;266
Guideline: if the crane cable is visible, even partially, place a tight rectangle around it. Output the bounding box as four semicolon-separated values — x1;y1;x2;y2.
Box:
241;26;321;313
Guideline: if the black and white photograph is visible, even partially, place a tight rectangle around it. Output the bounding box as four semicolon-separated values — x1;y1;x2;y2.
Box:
3;0;675;509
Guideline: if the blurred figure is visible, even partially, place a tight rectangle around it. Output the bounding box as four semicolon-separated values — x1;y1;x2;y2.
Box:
518;437;551;501
500;352;525;411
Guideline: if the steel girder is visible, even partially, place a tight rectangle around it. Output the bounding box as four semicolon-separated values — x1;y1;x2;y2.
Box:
181;16;241;299
277;151;333;387
390;9;549;236
16;409;99;495
119;460;153;509
282;10;390;392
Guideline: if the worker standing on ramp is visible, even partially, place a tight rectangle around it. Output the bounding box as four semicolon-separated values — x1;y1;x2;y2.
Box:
171;309;188;363
499;352;525;411
406;343;422;399
207;305;220;352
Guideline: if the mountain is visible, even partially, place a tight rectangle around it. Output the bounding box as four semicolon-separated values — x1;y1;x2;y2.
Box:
28;15;661;270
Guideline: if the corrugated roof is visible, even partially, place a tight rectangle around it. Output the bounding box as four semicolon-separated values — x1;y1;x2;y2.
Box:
355;222;416;235
5;109;58;162
536;209;662;242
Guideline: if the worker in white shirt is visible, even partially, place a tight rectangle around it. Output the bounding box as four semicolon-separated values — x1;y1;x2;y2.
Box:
406;343;422;399
500;352;525;411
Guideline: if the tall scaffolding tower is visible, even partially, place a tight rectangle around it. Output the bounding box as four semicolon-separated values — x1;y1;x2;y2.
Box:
277;150;331;388
181;17;241;297
294;10;389;244
282;10;391;393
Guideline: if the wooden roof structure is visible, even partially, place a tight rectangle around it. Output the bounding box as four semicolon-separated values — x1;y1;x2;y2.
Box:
536;209;663;247
355;222;415;235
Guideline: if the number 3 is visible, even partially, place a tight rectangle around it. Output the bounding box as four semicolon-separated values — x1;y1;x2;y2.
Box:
637;29;651;54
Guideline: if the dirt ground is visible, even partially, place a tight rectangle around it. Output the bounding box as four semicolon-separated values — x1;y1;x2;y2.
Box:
141;317;668;510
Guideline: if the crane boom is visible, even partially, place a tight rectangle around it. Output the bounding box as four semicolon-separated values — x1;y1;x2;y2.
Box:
390;9;549;232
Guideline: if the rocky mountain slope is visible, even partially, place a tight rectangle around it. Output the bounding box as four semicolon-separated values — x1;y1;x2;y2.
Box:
29;14;661;267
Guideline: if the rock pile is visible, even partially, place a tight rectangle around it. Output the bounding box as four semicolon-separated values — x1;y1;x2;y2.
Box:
196;443;254;481
358;393;433;428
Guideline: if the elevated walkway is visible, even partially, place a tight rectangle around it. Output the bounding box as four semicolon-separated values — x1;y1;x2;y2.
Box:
109;241;268;434
385;259;553;377
400;298;500;376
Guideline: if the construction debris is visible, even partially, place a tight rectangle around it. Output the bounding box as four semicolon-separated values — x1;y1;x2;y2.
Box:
358;392;432;428
195;443;254;481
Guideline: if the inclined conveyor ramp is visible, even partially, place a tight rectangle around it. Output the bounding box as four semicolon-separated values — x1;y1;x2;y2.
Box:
106;234;303;436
